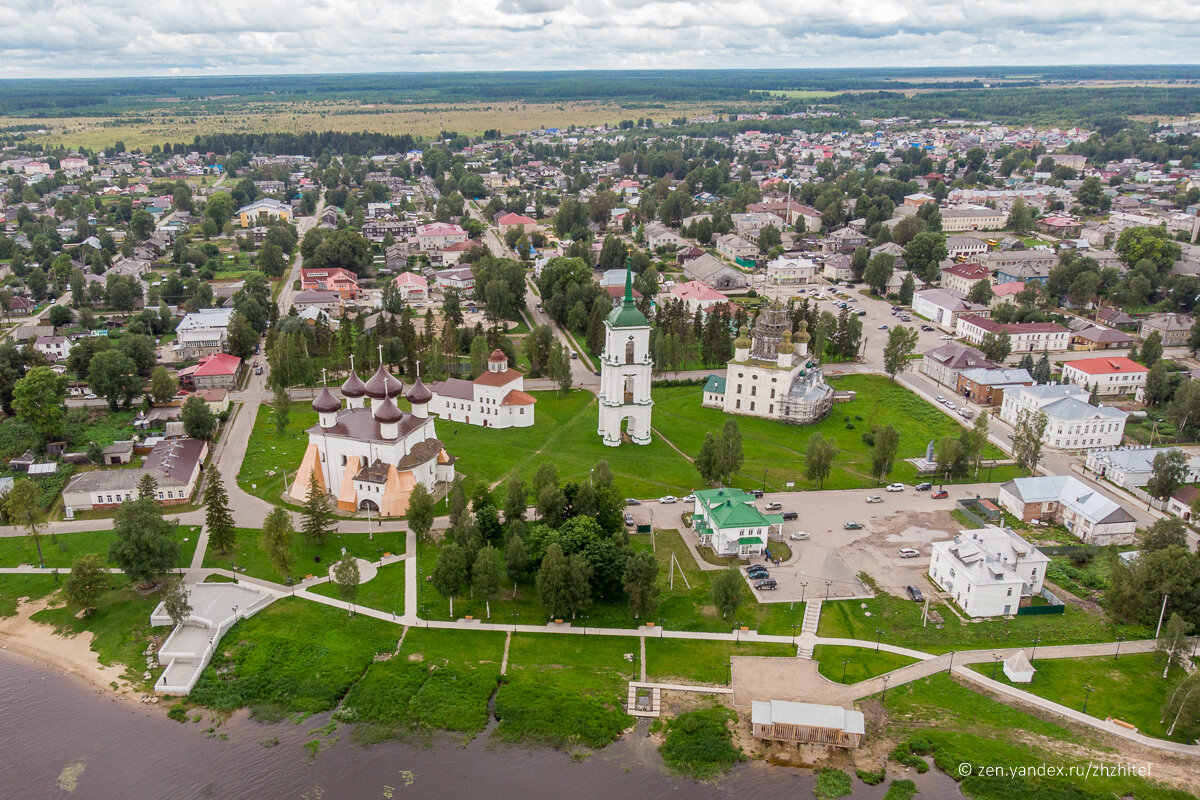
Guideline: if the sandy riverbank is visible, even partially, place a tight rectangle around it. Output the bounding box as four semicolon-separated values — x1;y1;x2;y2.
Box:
0;598;143;707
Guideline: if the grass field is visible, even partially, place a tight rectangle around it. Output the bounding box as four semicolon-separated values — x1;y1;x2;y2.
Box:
817;588;1150;654
417;529;808;635
0;574;63;616
236;401;315;506
813;644;920;683
967;652;1190;741
883;674;1192;800
659;705;742;779
309;559;406;615
0;526;200;570
645;638;795;684
203;526;406;585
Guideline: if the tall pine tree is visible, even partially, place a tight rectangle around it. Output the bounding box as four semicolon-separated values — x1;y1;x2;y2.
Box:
302;468;335;545
205;471;236;554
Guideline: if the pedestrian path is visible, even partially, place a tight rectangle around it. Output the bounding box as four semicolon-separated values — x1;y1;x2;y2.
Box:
796;600;821;658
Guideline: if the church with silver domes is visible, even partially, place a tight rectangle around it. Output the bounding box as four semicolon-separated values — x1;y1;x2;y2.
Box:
288;359;456;516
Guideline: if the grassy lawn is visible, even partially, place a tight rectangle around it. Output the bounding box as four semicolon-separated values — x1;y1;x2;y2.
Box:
652;376;1018;493
813;644;920;683
30;579;166;687
658;705;742;779
968;652;1190;741
0;526;200;570
418;529;808;635
236;401;315;506
189;598;399;714
309;560;406;615
496;631;635;750
0;574;63;616
883;674;1192;800
203;526;406;585
818;588;1150;655
645;638;795;684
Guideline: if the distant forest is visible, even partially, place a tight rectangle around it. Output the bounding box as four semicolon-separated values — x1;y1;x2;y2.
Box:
1;65;1198;116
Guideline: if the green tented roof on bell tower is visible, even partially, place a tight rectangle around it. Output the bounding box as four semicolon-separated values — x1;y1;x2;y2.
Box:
607;255;649;328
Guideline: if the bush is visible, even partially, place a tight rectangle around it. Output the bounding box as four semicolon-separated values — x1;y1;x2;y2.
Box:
1068;547;1097;566
659;706;743;780
855;767;886;785
889;738;932;773
883;779;917;800
494;678;629;750
167;703;188;722
815;768;853;799
861;430;876;447
845;423;855;430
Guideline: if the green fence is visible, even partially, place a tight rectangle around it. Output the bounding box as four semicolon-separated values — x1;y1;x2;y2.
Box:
1017;604;1065;616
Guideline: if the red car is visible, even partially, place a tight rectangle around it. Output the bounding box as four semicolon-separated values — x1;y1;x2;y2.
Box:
931;489;949;499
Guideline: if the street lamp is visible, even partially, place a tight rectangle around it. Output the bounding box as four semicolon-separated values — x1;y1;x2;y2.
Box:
791;622;799;645
824;580;833;602
1114;634;1124;660
841;659;850;683
800;581;808;606
881;674;890;701
991;653;1001;680
1082;684;1096;715
1031;636;1041;660
875;628;884;652
736;622;742;642
947;650;956;674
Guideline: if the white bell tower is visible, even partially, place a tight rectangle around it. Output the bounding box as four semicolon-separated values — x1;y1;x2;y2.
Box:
598;259;653;446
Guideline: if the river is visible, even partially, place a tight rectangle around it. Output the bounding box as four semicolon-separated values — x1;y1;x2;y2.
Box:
0;650;965;799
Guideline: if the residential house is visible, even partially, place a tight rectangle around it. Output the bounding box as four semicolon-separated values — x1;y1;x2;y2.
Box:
945;236;989;259
990;281;1026;306
292;289;342;319
1168;485;1199;522
301;267;360;299
955;315;1070;352
32;335;72;361
1085;446;1200;490
999;384;1128;450
716;233;757;262
415;222;468;251
885;270;926;295
822;254;854;282
994;260;1054;285
392;272;429;303
691;487;779;558
929;527;1049;617
175;308;235;359
1036;216;1082;238
178;353;242;391
1139;313;1194;346
956;367;1034;406
940;205;1005;231
643;222;688;252
913;289;990;329
997;475;1137;545
1069;324;1134;351
940;262;990;295
765;255;818;285
682;253;749;290
236;198;293;227
825;227;869;253
667;281;726;314
62;438;209;511
921;343;997;389
494;212;538;236
1060;356;1148;396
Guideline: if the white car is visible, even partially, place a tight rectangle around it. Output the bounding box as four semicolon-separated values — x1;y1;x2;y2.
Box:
940;334;953;340
935;395;946;403
865;495;884;503
885;483;905;492
944;401;957;410
658;496;677;504
899;548;921;558
789;531;811;541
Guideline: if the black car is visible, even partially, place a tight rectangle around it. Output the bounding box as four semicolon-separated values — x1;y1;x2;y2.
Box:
746;565;769;576
754;578;778;590
906;585;924;603
751;489;764;499
781;511;799;521
625;498;641;506
915;482;932;491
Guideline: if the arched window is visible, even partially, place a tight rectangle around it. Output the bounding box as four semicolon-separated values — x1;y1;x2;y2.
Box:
625;338;635;364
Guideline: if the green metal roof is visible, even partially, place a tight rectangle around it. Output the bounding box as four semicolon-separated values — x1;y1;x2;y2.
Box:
737;536;764;545
764;513;784;525
607;257;649;329
702;374;726;394
707;498;770;529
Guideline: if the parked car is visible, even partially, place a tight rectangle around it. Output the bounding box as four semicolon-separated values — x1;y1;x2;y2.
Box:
658;496;677;504
747;569;769;581
865;495;883;503
906;585;924;602
878;324;888;330
843;521;864;530
935;395;946;403
931;489;949;499
765;501;783;511
915;482;932;491
624;512;635;526
789;531;810;541
781;511;799;521
899;548;921;558
682;494;695;503
921;325;934;332
745;564;769;576
625;498;641;506
940;334;953;340
857;309;867;316
944;401;957;410
885;483;904;492
570;351;578;359
959;407;974;420
754;578;778;590
254;365;263;375
751;489;764;499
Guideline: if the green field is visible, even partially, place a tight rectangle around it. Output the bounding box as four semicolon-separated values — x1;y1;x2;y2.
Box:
0;526;200;570
968;652;1190;741
0;574;64;616
813;644;920;683
818;588;1150;654
309;559;406;615
417;529;808;635
645;638;795;684
203;526;406;585
236;401;315;506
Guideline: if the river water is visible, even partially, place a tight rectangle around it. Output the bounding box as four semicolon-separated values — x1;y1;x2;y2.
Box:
0;650;965;800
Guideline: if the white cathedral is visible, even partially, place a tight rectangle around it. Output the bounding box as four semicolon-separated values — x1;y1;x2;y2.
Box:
598;262;653;446
701;304;834;425
289;360;456;516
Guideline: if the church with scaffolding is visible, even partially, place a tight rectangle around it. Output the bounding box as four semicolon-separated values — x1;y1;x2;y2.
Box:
701;304;835;425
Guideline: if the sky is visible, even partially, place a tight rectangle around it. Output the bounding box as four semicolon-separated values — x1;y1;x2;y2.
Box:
1;0;1199;78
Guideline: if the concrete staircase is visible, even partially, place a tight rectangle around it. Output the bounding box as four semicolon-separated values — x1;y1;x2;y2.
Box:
626;684;661;717
796;600;822;659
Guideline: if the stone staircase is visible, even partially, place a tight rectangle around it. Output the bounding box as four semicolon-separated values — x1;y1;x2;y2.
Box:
626;684;662;717
796;600;822;659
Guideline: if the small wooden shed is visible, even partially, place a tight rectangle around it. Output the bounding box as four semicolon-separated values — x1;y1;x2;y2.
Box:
751;700;865;748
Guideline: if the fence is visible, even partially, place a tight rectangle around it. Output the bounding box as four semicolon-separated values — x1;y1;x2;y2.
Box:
954;498;1001;529
1017;587;1065;616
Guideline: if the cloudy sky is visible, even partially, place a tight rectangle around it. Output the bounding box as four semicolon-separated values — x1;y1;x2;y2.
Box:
1;0;1198;78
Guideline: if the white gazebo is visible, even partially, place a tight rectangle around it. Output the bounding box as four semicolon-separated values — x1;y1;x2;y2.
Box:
1003;649;1036;683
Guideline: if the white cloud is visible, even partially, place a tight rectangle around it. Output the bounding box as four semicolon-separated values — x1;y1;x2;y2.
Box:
0;0;1197;77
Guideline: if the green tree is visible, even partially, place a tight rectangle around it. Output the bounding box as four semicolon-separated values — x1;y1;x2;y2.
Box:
1162;670;1200;739
108;497;180;587
88;350;141;411
1140;330;1163;368
805;433;838;489
226;313;257;360
863;253;894;296
1156;613;1193;679
968;412;990;476
333;553;361;613
1147;448;1189;504
150;366;177;404
882;325;920;380
502;474;527;525
504;529;529;594
902;232;948;283
407;482;435;541
63;553;109;613
261;507;296;581
472;544;502;618
5;479;46;567
163;579;193;626
623;549;660;619
258;242;286;278
272;383;290;438
302;469;334;545
433;542;469;617
204;471;236;554
536;542;588;620
1187;317;1200;357
1116;226;1182;272
711;567;743;619
137;473;159;499
756;224;781;254
1005;199;1034;233
966;279;993;305
1012;408;1049;474
11;366;68;440
978;331;1013;362
871;424;900;483
181;394;216;440
897;273;915;306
